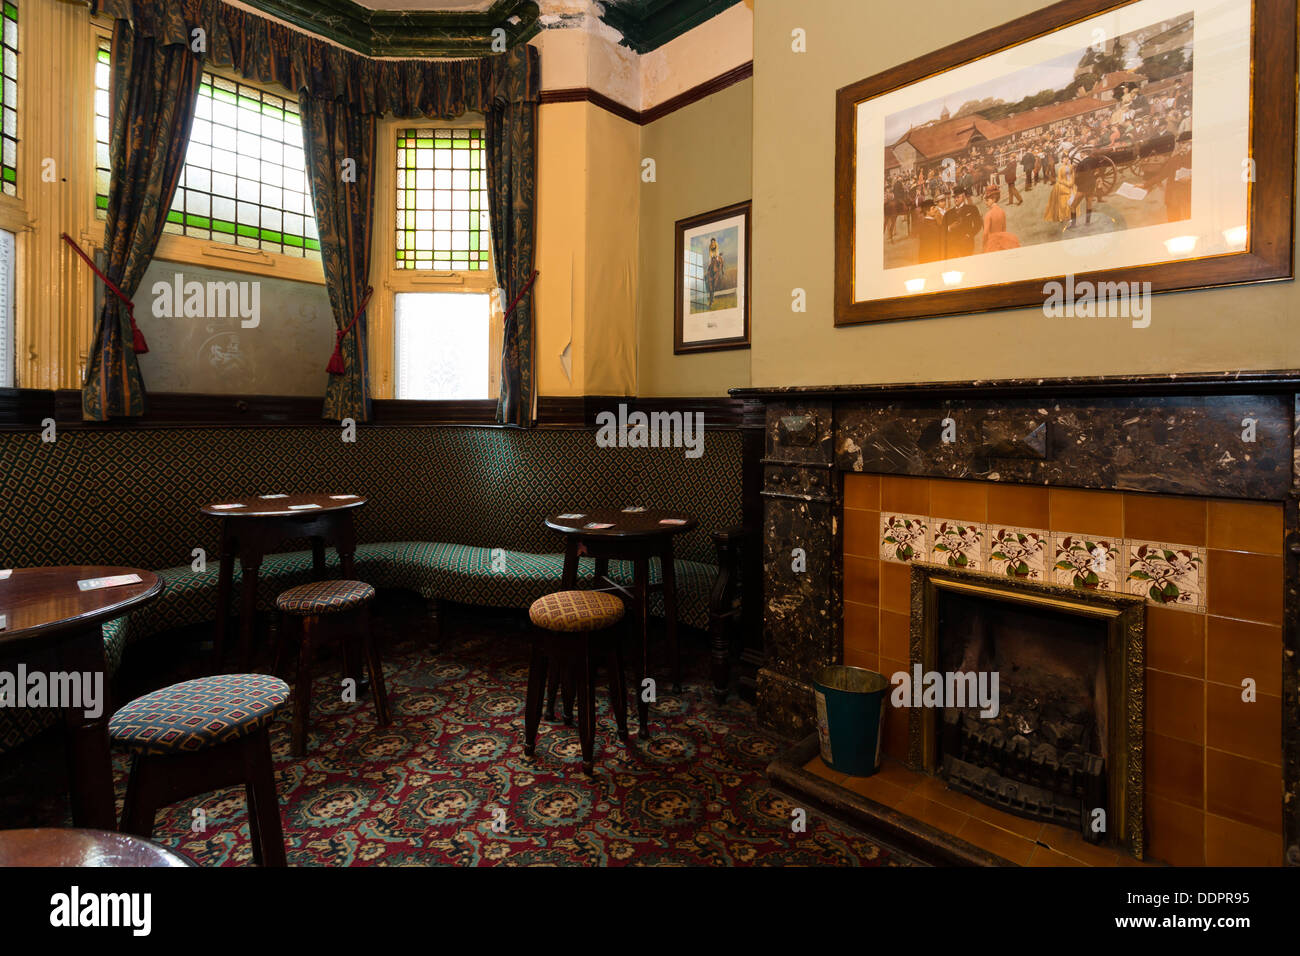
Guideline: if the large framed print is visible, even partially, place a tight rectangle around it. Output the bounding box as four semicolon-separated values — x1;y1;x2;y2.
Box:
674;201;751;353
834;0;1296;326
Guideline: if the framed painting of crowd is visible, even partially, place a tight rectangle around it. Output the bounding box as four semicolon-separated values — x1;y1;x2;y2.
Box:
833;0;1296;326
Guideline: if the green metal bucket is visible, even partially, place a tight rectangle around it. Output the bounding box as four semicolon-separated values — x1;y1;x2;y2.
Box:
812;665;890;777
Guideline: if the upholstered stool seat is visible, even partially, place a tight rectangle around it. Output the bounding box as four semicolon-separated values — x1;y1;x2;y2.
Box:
525;590;629;775
274;579;389;756
110;674;289;866
529;590;625;632
276;580;376;615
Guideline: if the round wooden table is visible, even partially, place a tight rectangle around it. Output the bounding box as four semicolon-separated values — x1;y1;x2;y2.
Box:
202;493;367;667
544;508;697;738
0;566;162;830
0;828;191;867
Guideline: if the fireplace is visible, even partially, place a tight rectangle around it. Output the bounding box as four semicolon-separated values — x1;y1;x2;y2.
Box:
908;565;1145;857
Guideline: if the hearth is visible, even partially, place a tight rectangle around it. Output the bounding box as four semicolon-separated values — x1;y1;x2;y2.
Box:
909;565;1146;858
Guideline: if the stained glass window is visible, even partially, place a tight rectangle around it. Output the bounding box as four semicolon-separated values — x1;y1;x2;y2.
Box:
94;45;318;260
0;2;17;198
93;36;109;216
395;127;490;271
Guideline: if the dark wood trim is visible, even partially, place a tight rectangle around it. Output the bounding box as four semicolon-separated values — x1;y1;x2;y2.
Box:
539;61;753;127
833;0;1297;326
640;61;753;125
731;369;1300;401
0;389;763;431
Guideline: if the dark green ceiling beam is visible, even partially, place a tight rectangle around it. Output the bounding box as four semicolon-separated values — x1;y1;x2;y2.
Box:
598;0;745;55
240;0;541;57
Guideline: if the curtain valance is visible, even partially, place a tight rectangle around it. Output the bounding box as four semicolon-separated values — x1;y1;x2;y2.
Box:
92;0;540;114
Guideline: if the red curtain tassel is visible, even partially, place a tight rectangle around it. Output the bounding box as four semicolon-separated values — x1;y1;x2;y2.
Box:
130;321;150;355
325;330;347;374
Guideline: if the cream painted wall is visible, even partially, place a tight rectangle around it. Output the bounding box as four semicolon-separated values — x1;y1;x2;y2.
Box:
583;105;640;395
638;77;754;396
750;0;1298;388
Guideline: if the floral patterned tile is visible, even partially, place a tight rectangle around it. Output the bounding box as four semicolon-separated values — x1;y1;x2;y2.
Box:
1123;540;1206;612
880;513;929;564
984;527;1050;581
929;519;985;570
1049;533;1123;592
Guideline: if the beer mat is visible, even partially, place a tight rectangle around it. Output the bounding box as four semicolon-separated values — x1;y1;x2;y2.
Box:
0;569;11;580
288;504;321;511
621;506;647;513
583;522;614;530
77;573;143;591
210;504;245;510
556;513;585;520
658;518;688;525
259;493;289;499
330;494;360;500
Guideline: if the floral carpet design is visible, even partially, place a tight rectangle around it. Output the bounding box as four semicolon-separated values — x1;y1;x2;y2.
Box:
1;604;916;867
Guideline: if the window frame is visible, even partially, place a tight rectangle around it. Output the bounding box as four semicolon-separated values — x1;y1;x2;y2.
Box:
370;113;501;401
91;22;325;287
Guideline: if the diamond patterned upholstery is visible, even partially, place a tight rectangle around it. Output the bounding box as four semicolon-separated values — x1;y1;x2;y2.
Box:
277;579;376;615
109;674;290;756
529;590;626;632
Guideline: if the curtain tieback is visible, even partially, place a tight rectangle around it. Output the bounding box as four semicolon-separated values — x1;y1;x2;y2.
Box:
502;270;540;325
60;233;149;354
326;286;375;375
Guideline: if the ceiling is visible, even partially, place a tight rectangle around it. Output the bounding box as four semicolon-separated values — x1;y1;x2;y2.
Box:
242;0;743;56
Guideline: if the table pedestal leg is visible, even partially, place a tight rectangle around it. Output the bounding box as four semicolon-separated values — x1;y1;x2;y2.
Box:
57;628;115;830
633;556;651;739
239;556;261;671
660;541;681;694
214;529;237;663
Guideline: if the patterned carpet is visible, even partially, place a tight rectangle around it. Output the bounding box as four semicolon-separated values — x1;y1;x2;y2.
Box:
0;599;917;867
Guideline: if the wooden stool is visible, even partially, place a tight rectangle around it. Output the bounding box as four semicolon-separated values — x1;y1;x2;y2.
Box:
524;590;629;775
109;673;290;867
274;580;390;756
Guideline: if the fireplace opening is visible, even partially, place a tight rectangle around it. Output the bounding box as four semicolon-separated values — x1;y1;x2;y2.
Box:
935;589;1109;840
908;565;1146;858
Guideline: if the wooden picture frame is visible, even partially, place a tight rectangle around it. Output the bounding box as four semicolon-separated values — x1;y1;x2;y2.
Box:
834;0;1297;326
674;200;752;353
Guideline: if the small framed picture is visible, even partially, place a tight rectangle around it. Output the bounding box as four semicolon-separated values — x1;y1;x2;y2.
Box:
673;200;751;354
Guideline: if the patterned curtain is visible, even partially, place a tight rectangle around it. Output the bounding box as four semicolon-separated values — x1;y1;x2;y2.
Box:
82;20;202;421
299;98;376;422
486;48;539;427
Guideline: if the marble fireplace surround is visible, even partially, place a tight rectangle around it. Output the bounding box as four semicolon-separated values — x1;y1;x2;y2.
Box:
730;371;1300;866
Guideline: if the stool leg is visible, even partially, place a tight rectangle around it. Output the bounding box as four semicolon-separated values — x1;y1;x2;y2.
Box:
545;665;559;722
576;635;595;775
362;607;390;727
292;617;316;756
524;637;547;758
245;728;287;867
608;630;630;744
561;658;577;727
119;754;157;838
246;776;264;866
272;612;294;680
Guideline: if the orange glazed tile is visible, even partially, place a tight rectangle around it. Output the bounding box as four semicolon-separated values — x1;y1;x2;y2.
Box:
957;816;1037;865
803;756;848;786
987;483;1050;530
843;773;912;809
1029;845;1086;867
1145;794;1205;866
1205;814;1282;866
1205;749;1281;831
880;560;912;614
843;509;880;559
844;473;880;511
929;479;988;523
1206;550;1283;625
1039;825;1126;867
1144;731;1204;808
896;792;970;836
871;758;924;793
963;797;1044;842
881;476;930;516
843;600;878;662
843;556;879;606
1206;617;1281;696
1145;606;1205;679
1123;493;1207;546
1145;669;1204;745
1208;499;1282;555
1206;682;1281;764
1048;488;1123;538
879;609;910;663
